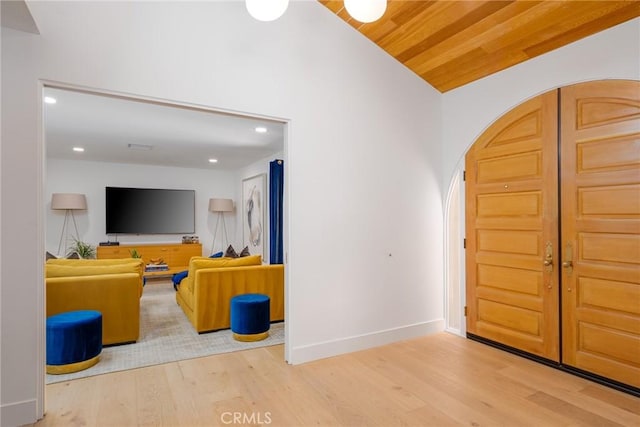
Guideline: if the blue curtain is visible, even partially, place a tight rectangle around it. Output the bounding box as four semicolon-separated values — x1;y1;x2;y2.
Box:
269;159;284;264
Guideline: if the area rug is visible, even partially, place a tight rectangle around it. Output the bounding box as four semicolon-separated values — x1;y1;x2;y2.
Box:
46;279;284;384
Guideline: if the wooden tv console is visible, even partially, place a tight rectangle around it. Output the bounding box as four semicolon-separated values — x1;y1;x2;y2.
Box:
97;243;202;278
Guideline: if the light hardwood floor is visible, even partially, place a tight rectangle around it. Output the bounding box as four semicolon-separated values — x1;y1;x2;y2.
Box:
33;333;639;426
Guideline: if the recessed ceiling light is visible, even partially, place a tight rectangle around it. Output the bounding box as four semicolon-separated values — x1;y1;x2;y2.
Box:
127;143;153;151
209;158;218;163
72;147;84;152
44;97;57;104
255;126;268;133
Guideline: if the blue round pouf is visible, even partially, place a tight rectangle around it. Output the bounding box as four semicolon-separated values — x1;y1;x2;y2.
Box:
230;293;270;342
46;310;102;374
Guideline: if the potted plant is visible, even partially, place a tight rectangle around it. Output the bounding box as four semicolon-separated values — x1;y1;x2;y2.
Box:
67;239;96;259
129;248;142;259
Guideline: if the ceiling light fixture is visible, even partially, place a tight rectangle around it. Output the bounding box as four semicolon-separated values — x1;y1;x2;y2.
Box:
255;126;268;133
344;0;387;23
44;96;57;104
245;0;387;24
246;0;289;22
209;158;218;163
72;147;85;152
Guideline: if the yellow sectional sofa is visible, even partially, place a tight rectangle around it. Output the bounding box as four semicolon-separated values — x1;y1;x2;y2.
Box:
45;258;145;345
176;255;284;333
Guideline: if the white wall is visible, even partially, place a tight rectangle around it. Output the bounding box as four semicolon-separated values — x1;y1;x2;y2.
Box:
1;19;45;427
1;2;442;424
46;159;238;256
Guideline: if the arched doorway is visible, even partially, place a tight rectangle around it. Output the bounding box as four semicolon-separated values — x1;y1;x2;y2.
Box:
462;80;639;392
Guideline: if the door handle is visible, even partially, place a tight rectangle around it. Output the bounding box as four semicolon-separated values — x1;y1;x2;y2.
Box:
562;243;573;275
543;242;553;272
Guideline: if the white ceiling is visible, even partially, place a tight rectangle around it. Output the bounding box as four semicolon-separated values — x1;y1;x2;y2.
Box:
44;87;285;170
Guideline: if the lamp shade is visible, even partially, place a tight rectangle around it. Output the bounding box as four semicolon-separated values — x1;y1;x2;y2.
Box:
209;198;234;213
51;193;87;210
344;0;387;23
246;0;289;22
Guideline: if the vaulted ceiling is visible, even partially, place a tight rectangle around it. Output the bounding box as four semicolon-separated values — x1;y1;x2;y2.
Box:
319;1;640;92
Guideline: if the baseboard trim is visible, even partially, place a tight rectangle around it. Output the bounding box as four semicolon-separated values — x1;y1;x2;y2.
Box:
1;398;39;426
288;319;445;365
444;326;464;337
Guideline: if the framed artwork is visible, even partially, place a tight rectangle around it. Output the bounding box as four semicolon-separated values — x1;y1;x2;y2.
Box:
242;173;266;260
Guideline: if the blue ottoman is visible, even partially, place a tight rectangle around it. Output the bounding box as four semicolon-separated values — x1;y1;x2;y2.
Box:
46;310;102;374
230;294;270;342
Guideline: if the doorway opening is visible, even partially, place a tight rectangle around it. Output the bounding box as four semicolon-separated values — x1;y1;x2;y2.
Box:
39;80;291;386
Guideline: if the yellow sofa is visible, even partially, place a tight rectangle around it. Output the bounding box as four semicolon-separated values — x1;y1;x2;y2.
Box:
45;258;145;345
176;255;284;333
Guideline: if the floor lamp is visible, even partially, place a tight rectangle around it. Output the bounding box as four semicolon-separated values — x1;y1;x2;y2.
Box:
209;198;234;255
51;193;87;256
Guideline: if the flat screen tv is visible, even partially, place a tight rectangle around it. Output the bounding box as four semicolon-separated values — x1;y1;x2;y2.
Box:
106;187;195;235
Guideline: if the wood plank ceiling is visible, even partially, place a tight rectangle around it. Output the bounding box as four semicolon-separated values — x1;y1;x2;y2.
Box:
319;1;640;92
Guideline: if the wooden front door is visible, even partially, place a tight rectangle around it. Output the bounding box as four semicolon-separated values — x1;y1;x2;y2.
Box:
465;90;560;361
466;80;640;388
560;80;640;387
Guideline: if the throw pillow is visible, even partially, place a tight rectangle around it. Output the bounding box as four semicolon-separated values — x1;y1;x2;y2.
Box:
172;270;189;291
224;245;239;258
239;246;250;257
209;251;224;258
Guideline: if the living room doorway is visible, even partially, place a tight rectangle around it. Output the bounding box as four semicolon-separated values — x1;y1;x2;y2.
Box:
40;81;290;382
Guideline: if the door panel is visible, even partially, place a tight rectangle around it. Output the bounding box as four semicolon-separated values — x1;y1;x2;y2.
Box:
560;80;640;387
466;90;560;361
